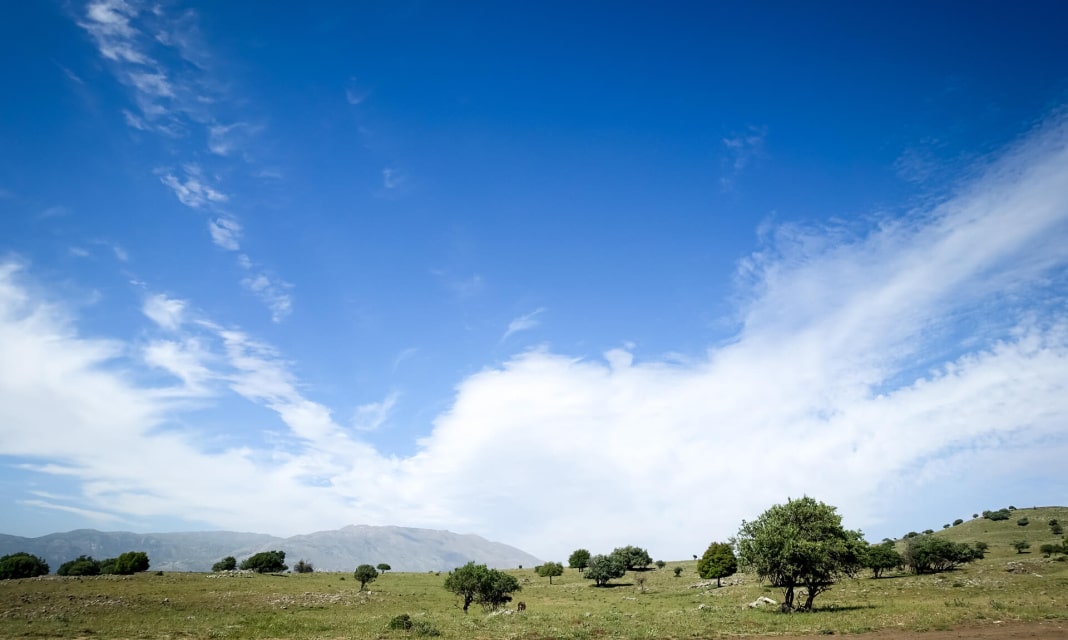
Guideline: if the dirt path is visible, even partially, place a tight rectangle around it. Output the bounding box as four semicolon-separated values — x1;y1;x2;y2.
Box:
769;620;1066;639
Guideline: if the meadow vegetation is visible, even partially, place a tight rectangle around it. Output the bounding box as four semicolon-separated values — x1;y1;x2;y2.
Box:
0;506;1065;639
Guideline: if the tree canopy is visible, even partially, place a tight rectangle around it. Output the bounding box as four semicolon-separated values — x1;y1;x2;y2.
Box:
536;561;564;584
377;563;391;573
57;555;101;576
112;551;150;575
240;550;288;573
610;545;652;571
735;496;865;612
212;556;237;572
584;553;626;587
0;553;50;579
354;564;379;590
568;548;591;570
862;542;903;578
904;536;979;573
697;542;737;587
443;562;521;613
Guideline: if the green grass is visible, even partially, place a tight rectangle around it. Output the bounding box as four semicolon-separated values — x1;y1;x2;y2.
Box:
2;507;1067;639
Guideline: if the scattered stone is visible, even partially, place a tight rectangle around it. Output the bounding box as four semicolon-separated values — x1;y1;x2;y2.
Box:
748;596;777;608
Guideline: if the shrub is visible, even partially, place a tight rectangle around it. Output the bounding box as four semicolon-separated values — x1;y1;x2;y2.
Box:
974;541;989;558
905;531;920;538
953;519;964;526
111;551;149;575
943;524;950;529
240;550;287;573
57;555;100;576
412;621;440;637
0;553;50;579
293;559;314;573
655;559;666;569
923;529;935;535
1013;540;1030;554
673;566;683;577
1040;543;1059;556
212;556;237;572
1052;523;1064;535
1049;519;1060;526
1017;517;1029;527
387;614;413;631
973;514;979;519
983;509;1011;521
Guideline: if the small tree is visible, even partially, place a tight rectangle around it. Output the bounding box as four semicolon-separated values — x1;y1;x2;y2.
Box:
673;566;683;577
863;542;903;578
1017;517;1030;527
568;549;591;571
1053;523;1065;535
536;561;564;584
443;562;520;613
0;553;50;579
904;536;979;573
953;518;964;526
735;496;865;612
240;550;287;573
377;563;391;573
1013;540;1030;554
293;559;314;573
354;564;379;590
973;541;989;558
655;559;666;570
212;556;237;572
697;542;737;587
584;554;626;587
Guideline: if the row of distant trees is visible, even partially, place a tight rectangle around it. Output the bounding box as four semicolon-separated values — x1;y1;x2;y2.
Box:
0;551;149;579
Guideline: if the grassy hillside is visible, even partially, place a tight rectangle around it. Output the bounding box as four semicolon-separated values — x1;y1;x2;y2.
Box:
932;505;1068;559
1;509;1066;639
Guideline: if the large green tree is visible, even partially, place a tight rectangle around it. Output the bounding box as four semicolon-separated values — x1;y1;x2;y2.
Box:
111;551;150;575
903;536;979;573
57;555;101;576
610;545;652;571
735;496;865;612
697;542;737;587
536;561;564;584
212;556;237;572
0;553;50;579
240;550;288;573
443;562;521;613
568;548;591;571
584;553;626;586
863;542;903;578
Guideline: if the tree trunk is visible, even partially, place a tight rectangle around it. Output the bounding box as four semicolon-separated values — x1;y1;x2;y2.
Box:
716;576;721;588
780;585;795;613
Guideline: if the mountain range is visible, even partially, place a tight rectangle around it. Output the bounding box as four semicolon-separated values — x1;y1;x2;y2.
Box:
0;525;542;573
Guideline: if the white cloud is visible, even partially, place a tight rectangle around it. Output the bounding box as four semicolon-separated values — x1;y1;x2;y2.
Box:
720;125;767;190
382;167;405;190
208;217;242;250
2;117;1068;559
501;307;545;341
159;165;228;209
240;273;293;322
142;293;185;331
353;392;399;432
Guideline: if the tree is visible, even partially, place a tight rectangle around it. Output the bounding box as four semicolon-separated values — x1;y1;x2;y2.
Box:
904;536;978;574
1013;540;1030;554
354;564;379;590
1017;517;1030;527
110;551;149;575
862;542;903;578
443;562;520;613
0;553;49;579
536;561;564;584
697;542;737;587
584;553;626;587
293;559;314;573
655;559;666;570
735;496;865;612
952;518;964;526
377;563;391;573
673;566;683;577
57;555;101;576
610;545;652;571
212;556;237;572
240;550;287;573
568;549;591;571
973;541;989;558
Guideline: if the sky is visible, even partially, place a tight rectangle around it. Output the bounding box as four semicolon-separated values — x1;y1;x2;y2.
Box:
2;0;1068;563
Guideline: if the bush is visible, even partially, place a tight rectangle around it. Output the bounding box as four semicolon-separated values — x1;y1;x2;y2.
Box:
57;555;100;576
905;531;920;538
983;509;1011;521
111;551;149;575
240;550;287;573
293;559;314;573
1017;517;1030;527
953;519;964;526
412;621;440;637
388;614;413;631
212;556;237;572
0;553;50;579
673;566;683;577
1040;543;1059;556
923;529;935;535
655;559;666;569
974;541;989;558
1052;523;1064;535
1013;540;1030;554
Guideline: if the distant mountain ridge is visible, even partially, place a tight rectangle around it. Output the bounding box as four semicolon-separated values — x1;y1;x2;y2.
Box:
0;525;541;573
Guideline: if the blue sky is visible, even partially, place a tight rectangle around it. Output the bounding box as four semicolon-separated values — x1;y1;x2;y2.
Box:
2;0;1068;561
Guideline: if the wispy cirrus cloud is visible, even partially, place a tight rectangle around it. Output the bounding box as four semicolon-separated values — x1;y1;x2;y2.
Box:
720;125;767;190
158;165;228;209
208;217;242;251
501;307;545;341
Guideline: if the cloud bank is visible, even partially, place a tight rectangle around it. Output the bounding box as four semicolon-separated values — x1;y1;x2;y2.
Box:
3;117;1068;560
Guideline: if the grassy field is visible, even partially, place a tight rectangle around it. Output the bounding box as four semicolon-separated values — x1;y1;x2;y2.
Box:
2;507;1067;639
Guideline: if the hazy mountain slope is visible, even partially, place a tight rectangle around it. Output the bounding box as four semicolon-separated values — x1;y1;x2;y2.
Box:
0;526;541;572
